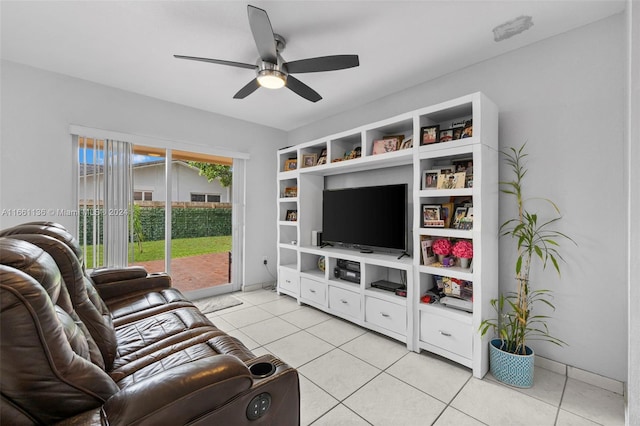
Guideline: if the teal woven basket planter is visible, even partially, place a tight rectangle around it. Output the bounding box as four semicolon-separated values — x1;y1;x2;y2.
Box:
489;339;534;388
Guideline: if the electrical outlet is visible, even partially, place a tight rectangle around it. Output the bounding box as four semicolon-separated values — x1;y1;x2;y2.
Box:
262;256;268;265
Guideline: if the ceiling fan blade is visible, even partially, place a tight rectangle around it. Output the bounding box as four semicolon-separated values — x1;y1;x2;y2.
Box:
285;55;360;74
286;75;322;103
247;5;278;64
174;55;257;70
233;78;261;99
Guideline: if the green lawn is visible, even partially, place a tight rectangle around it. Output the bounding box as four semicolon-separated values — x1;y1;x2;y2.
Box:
84;235;231;267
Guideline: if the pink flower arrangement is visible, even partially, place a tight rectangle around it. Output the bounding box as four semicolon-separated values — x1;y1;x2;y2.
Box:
432;239;452;256
452;240;473;259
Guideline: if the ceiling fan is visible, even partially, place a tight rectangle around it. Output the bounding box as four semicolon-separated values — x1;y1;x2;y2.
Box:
174;5;359;102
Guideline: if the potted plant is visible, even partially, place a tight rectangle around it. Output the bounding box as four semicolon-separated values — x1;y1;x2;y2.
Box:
479;143;575;388
432;238;452;263
452;240;473;268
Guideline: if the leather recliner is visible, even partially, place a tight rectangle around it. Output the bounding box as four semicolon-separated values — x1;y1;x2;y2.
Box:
0;223;300;425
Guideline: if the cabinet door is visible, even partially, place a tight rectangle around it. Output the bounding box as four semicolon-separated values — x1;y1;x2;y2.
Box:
328;286;361;320
278;268;299;294
419;310;472;359
365;296;407;335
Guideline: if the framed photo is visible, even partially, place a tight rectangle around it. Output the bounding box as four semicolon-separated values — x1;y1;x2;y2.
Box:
284;186;297;198
284;158;297;171
438;129;454;143
441;202;454;228
285;210;298;222
372;138;399;155
452;206;468;229
437;171;466;189
420;125;439;145
421;204;444;227
420;238;436;265
452;126;464;140
399;138;413;150
462;120;473;138
422;169;439;189
302;153;318;168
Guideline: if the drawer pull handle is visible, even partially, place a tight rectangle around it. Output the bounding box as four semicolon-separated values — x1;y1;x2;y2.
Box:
381;312;390;318
340;299;348;304
309;289;316;293
439;330;452;337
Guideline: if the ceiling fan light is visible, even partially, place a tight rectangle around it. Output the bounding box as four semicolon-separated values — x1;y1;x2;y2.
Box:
257;69;286;89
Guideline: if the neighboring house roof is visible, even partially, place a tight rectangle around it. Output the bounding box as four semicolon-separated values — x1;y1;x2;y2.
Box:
80;160;204;177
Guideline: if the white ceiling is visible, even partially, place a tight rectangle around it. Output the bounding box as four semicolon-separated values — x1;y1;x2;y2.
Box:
1;1;625;131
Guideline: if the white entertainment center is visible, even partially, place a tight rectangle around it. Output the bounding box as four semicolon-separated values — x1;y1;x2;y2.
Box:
276;92;498;378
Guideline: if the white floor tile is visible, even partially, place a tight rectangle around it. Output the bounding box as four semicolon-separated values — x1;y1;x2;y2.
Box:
298;374;339;426
236;288;282;305
556;409;601;426
312;404;370;426
218;305;274;328
485;366;566;407
340;331;408;369
280;306;333;329
386;351;471;403
265;330;334;368
306;317;367;346
451;378;558;425
239;316;300;345
208;315;236;332
258;297;303;316
344;372;446;426
561;378;625;425
433;407;486;426
299;349;380;401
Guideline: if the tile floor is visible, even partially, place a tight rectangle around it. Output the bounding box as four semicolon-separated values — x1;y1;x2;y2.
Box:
204;288;625;426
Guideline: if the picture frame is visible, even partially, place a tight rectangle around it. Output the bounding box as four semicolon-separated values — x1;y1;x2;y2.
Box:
422;169;439;189
285;210;298;222
452;206;468;229
284;158;297;171
421;204;444;227
420;238;436;265
317;155;327;165
302;153;318;168
284;186;297;198
462;120;473;138
420;125;439;145
452;126;464;140
399;138;413;150
372;138;399;155
438;129;455;143
441;202;454;228
437;171;466;189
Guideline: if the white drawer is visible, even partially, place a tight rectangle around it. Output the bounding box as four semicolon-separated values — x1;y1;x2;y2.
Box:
278;268;299;294
420;310;472;359
328;286;361;320
300;277;326;306
365;296;407;335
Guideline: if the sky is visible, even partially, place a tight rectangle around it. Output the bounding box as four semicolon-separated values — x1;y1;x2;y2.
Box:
79;148;158;165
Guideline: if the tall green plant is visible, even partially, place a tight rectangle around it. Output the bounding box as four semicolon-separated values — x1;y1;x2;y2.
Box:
479;143;575;355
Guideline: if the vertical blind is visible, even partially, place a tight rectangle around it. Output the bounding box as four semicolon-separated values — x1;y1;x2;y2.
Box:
78;137;133;268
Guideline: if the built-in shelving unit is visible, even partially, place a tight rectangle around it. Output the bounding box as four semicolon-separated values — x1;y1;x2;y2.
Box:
276;92;498;377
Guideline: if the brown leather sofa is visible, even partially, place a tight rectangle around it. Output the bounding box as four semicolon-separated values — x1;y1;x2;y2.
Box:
0;222;300;425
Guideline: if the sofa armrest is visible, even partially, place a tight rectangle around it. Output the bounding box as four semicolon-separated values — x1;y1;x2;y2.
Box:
89;268;172;301
89;266;148;284
103;355;253;426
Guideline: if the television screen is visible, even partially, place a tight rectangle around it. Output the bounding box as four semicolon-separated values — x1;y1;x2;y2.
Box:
322;184;407;253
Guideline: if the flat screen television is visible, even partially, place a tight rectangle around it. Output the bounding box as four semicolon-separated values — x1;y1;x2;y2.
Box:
321;183;407;253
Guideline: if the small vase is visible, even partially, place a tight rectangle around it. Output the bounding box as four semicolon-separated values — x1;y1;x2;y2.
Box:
459;257;470;269
437;254;445;263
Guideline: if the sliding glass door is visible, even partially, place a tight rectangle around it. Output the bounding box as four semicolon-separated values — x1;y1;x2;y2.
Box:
77;137;241;297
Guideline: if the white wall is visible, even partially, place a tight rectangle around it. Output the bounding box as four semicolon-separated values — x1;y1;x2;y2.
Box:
288;15;628;382
0;60;285;287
